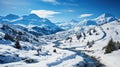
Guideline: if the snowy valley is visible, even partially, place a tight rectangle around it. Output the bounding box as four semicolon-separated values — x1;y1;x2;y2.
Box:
0;13;120;67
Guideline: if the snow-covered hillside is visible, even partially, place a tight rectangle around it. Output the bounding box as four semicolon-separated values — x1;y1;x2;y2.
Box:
0;14;63;35
55;20;120;67
0;13;120;67
95;13;117;25
56;13;118;30
56;19;79;30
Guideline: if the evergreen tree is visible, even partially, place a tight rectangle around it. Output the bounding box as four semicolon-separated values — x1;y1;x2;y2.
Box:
105;39;115;53
53;49;57;53
4;33;15;41
89;31;92;35
87;41;94;48
105;39;120;54
14;39;21;49
93;28;96;33
37;48;41;55
76;33;82;40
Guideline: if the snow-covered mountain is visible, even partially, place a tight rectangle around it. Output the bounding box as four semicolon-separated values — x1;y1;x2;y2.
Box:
80;13;117;26
0;23;46;45
95;13;117;24
0;14;20;22
56;19;79;30
0;13;120;67
56;13;118;30
48;16;120;67
0;14;63;35
78;19;97;26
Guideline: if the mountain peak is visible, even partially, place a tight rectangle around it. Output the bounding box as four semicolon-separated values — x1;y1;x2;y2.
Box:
23;14;41;20
80;19;97;26
29;14;39;17
95;13;117;24
70;19;79;23
4;14;19;20
6;14;19;17
98;13;115;18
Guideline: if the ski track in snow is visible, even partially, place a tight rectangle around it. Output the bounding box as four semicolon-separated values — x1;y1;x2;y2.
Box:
51;42;103;67
95;26;107;42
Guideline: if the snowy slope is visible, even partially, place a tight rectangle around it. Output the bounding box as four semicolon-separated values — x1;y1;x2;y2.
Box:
0;14;63;35
95;13;117;25
0;13;120;67
78;19;97;26
0;23;46;45
77;13;117;27
56;19;79;30
57;20;120;67
0;14;20;22
56;13;118;30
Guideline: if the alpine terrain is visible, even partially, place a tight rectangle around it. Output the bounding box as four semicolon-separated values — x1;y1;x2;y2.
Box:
0;13;120;67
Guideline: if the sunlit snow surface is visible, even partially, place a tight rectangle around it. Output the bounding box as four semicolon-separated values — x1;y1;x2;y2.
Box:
0;13;120;67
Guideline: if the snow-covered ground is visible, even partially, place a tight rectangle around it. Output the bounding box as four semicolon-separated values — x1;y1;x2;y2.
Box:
0;13;120;67
0;41;84;67
57;21;120;67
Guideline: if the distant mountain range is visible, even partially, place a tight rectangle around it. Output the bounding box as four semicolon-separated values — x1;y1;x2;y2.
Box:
0;14;63;35
0;13;119;38
56;19;79;30
56;13;118;30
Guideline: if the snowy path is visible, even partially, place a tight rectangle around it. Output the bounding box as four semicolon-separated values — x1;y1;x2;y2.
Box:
45;41;81;67
95;26;107;42
59;47;103;67
52;41;104;67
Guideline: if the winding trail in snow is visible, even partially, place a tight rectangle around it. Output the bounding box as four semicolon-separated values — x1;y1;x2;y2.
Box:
57;47;104;67
48;41;104;67
47;26;107;67
95;26;107;42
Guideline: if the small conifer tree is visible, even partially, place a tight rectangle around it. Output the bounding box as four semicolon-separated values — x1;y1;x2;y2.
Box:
14;39;21;49
105;39;115;53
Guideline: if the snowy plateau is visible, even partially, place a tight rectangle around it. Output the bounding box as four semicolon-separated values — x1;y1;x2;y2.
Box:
0;13;120;67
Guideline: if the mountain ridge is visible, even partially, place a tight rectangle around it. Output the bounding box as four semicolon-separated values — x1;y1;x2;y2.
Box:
0;14;63;36
56;13;118;30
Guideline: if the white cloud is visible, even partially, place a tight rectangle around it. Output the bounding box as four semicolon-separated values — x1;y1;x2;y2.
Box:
31;10;60;18
42;0;59;4
78;14;93;18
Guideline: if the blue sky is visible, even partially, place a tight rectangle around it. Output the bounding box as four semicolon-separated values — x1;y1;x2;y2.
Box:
0;0;120;22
